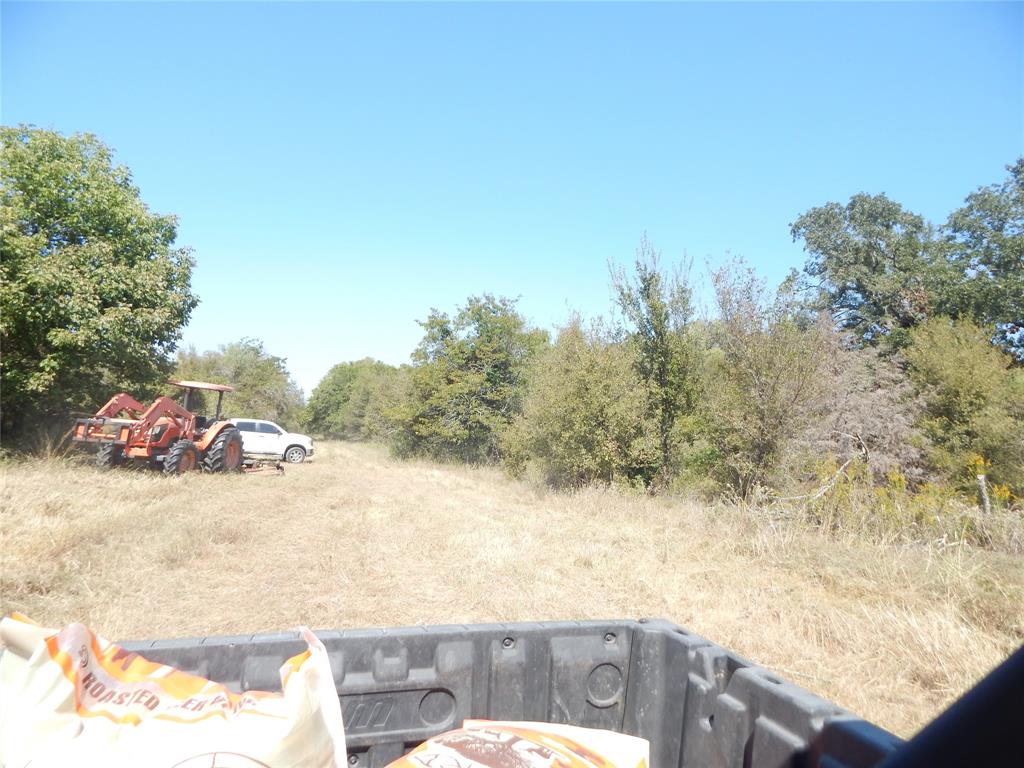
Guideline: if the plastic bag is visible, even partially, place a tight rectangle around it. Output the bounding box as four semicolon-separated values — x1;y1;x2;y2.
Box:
0;614;346;768
387;719;649;768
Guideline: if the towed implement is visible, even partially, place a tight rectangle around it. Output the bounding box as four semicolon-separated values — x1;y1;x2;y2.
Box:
71;381;243;475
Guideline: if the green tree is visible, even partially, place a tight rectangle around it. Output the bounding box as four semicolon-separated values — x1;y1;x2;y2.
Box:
703;262;836;498
791;193;940;349
904;318;1024;495
943;158;1024;358
792;161;1024;358
610;235;698;485
305;358;402;440
357;364;410;443
392;295;548;462
0;126;197;439
503;318;657;488
174;339;304;429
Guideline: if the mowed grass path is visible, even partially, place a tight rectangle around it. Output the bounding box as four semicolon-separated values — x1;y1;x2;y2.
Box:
2;441;1021;738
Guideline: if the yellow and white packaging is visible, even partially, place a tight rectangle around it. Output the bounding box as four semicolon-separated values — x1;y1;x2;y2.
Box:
0;614;346;768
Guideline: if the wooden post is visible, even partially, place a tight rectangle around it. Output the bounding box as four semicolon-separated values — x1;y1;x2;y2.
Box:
977;473;992;514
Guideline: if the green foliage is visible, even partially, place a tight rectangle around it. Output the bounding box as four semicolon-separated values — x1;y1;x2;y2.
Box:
792;159;1024;358
791;193;940;349
502;319;658;488
610;235;698;484
788;160;1023;510
0;126;197;439
943;158;1024;358
903;318;1024;495
811;459;923;526
702;262;836;498
174;339;304;429
304;358;403;440
803;457;1021;553
390;295;548;462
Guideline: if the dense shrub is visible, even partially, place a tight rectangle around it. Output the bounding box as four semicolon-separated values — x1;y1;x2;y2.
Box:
503;319;657;488
904;318;1024;496
801;458;1022;553
700;263;836;498
305;359;403;440
611;236;699;485
388;295;548;463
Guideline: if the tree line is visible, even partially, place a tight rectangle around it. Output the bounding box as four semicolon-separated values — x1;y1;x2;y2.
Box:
3;126;1021;529
307;161;1023;520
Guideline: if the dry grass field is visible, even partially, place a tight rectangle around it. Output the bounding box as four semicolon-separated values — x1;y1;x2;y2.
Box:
2;440;1021;739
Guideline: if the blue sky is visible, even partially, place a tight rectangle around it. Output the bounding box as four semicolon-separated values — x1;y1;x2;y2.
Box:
3;2;1022;395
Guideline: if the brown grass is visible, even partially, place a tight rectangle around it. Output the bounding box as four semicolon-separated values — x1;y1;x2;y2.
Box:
2;441;1021;738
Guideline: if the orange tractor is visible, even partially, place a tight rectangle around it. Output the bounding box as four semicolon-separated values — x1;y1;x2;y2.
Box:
71;381;244;474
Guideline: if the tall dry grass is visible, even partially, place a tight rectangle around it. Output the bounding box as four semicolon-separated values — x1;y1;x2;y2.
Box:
2;441;1021;739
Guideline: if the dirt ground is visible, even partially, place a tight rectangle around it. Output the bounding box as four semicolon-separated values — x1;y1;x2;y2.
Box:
2;441;1021;738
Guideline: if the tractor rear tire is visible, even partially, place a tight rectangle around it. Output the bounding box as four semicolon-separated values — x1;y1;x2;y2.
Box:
96;443;123;470
204;428;243;473
164;439;199;475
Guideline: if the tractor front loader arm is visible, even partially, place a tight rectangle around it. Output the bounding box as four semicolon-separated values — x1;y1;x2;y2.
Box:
94;393;149;420
124;396;197;454
72;392;150;445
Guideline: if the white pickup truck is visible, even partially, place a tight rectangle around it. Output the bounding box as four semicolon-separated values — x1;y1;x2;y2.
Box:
229;419;314;463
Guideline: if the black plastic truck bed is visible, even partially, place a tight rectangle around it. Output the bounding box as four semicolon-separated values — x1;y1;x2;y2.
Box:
122;618;908;768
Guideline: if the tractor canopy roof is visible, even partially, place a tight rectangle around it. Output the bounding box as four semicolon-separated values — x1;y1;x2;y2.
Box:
170;380;235;393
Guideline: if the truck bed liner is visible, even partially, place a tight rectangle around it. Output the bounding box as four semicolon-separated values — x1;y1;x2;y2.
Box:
122;618;903;768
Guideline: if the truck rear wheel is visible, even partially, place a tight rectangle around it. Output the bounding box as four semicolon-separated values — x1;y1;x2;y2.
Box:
164;440;199;475
204;428;243;473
